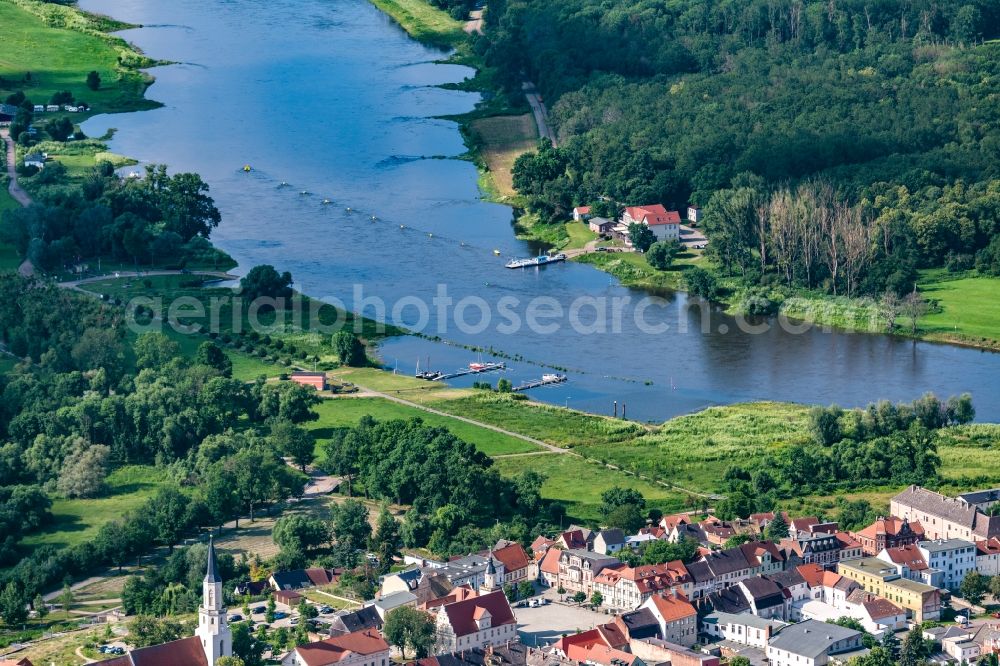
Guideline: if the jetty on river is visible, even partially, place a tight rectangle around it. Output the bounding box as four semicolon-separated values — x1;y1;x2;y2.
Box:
416;361;506;381
512;373;567;392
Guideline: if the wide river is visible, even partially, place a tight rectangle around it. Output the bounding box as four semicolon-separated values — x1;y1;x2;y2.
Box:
81;0;1000;422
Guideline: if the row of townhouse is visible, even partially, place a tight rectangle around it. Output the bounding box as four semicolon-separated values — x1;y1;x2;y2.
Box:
592;561;691;611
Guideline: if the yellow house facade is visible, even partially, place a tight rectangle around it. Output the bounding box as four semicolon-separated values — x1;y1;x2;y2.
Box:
837;557;941;622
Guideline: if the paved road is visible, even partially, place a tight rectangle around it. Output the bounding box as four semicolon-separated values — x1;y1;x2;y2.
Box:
58;269;238;292
522;82;556;147
1;128;32;207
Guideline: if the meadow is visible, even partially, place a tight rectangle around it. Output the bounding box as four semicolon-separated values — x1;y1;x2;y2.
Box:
468;114;538;199
20;466;171;551
0;0;157;114
575;402;813;493
426;391;646;447
919;272;1000;348
366;0;466;48
493;452;687;522
307;397;542;457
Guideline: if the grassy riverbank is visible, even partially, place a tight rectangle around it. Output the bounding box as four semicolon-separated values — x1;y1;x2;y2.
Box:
0;0;161;115
367;0;466;49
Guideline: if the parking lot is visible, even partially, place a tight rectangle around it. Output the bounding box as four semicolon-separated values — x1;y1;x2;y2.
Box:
515;589;614;647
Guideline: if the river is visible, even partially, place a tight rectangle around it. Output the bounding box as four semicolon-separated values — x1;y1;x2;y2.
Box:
80;0;1000;423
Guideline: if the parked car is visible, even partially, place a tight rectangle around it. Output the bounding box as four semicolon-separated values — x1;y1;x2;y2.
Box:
252;606;266;614
273;611;288;620
228;614;243;622
320;606;334;614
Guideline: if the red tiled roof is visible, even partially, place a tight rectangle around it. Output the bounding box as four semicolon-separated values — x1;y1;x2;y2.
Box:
977;537;1000;555
856;517;924;540
306;568;340;586
121;635;208;666
294;629;390;666
441;590;515;638
881;544;929;570
789;517;820;531
584;645;641;666
660;513;692;530
796;563;826;588
625;205;680;227
647;593;696;623
836;532;862;549
555;623;629;660
560;529;588;549
0;659;35;666
530;535;555;554
574;206;591;215
540;545;562;575
493;543;530;572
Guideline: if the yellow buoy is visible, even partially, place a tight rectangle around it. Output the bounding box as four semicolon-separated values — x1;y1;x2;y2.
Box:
243;164;252;172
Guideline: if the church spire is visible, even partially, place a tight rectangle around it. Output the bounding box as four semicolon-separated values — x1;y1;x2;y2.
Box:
205;536;221;583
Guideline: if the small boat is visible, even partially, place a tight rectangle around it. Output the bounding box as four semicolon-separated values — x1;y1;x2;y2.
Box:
505;253;567;269
300;190;308;195
371;215;378;221
542;373;566;383
321;198;331;205
493;249;500;256
346;207;352;212
279;181;288;187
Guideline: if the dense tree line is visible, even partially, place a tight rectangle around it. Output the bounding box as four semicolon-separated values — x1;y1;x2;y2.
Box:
488;0;1000;295
1;161;229;272
320;417;558;555
0;281;319;616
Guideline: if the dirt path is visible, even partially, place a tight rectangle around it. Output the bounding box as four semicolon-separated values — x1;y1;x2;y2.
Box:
522;82;556;147
343;388;567;454
1;128;33;207
564;239;601;259
75;646;97;664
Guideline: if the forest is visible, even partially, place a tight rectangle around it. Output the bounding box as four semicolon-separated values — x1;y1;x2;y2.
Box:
1;157;231;272
487;0;1000;297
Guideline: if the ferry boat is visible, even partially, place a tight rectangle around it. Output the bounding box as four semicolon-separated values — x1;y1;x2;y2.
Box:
505;253;567;269
542;373;566;383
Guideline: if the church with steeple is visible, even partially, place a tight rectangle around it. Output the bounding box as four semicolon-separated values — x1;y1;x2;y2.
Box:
105;538;231;666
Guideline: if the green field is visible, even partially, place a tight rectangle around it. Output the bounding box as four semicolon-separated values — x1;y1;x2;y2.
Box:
21;465;169;551
0;0;157;114
308;397;542;457
493;453;686;522
427;392;646;447
575;402;812;493
919;273;1000;347
367;0;466;48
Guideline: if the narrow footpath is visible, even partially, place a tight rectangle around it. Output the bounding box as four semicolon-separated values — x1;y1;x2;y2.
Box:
343;388;567;454
1;128;32;207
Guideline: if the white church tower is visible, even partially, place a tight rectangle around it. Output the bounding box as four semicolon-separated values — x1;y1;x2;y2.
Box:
196;537;232;665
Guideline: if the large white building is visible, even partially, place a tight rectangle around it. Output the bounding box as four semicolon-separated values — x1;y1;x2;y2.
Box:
433;589;517;653
765;620;863;666
622;205;681;242
917;539;977;591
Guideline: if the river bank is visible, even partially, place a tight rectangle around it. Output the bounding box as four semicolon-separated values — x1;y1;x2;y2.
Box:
361;0;1000;353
